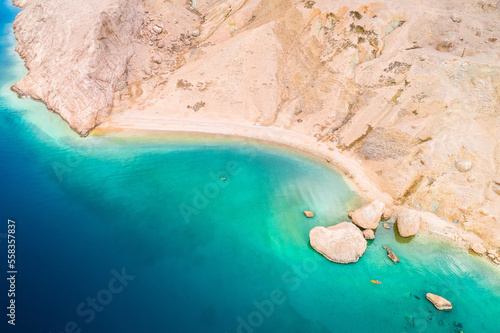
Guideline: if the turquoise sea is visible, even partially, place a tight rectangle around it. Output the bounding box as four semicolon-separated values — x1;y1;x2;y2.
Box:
1;2;499;333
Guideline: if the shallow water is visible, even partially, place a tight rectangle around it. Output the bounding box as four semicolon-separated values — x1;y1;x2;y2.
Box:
1;3;499;333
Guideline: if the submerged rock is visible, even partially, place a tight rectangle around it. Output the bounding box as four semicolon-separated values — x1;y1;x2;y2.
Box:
362;229;375;240
303;210;315;218
426;293;452;310
349;200;385;229
309;222;367;264
383;223;390;229
387;247;400;263
396;208;420;237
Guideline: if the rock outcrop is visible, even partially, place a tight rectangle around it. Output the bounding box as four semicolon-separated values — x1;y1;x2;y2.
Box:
471;242;487;254
382;209;392;220
362;229;375;240
387;247;400;263
309;222;367;264
426;293;453;310
12;0;144;136
349;201;385;230
396;208;421;237
304;211;315;218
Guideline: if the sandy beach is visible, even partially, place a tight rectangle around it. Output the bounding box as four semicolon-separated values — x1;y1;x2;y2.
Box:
96;114;492;258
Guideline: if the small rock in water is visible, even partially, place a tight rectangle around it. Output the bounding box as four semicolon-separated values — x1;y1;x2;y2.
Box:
455;161;472;172
221;177;226;181
382;245;387;249
383;223;390;229
387;247;400;263
303;210;314;218
426;293;453;310
362;229;375;240
404;314;414;326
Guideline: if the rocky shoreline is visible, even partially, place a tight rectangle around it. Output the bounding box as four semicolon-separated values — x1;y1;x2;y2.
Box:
10;0;500;259
311;199;499;266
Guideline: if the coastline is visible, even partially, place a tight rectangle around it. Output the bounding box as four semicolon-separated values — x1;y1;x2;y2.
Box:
95;116;495;262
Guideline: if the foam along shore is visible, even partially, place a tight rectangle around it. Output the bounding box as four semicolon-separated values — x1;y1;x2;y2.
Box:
95;116;496;262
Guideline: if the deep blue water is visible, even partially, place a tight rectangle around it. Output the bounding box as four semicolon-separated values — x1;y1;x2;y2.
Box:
1;2;500;333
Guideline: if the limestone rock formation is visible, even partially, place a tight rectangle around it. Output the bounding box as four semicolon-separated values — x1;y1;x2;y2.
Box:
387;247;400;263
382;208;392;220
396;208;420;237
349;201;385;230
304;211;315;218
426;293;453;310
309;222;367;264
471;242;487;254
362;229;375;240
11;0;144;136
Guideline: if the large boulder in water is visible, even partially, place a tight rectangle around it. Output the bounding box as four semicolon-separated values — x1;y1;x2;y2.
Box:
309;222;367;264
426;293;453;310
348;201;385;229
396;208;420;237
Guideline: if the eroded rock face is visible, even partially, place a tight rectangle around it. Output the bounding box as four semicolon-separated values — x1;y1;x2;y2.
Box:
396;208;420;237
12;0;144;136
309;222;367;264
426;293;453;310
349;201;385;230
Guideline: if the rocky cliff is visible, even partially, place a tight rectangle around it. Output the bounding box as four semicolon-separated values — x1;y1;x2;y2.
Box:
11;0;500;248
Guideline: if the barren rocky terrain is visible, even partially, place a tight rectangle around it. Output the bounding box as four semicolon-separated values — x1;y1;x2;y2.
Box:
11;0;500;252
